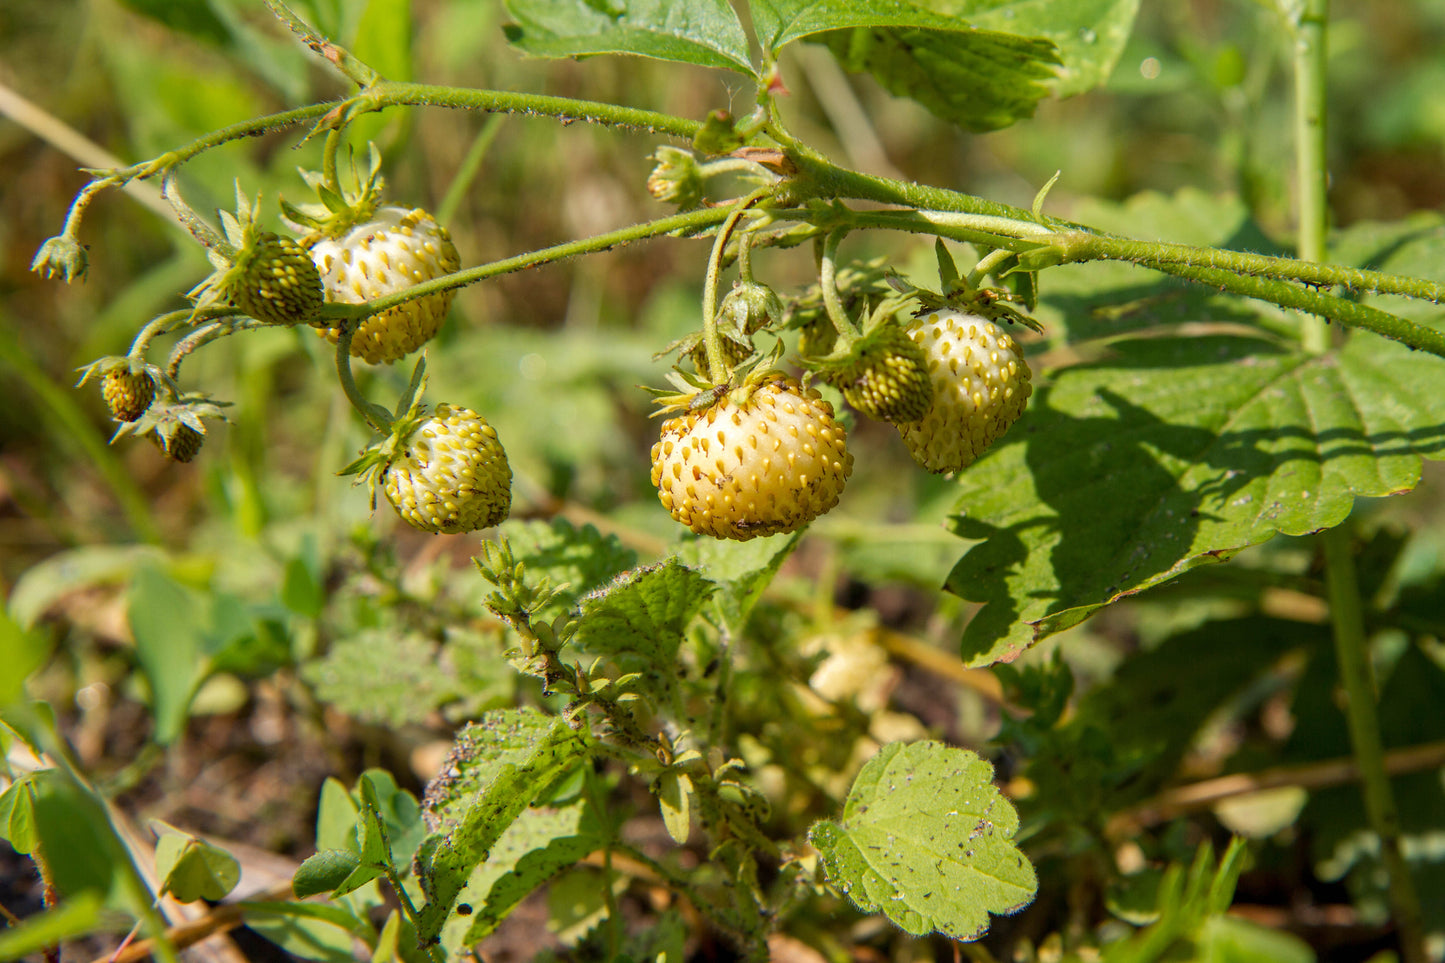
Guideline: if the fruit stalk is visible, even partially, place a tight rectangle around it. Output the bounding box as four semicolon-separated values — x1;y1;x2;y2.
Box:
698;188;770;382
331;322;393;432
818;231;859;343
319;206;736;326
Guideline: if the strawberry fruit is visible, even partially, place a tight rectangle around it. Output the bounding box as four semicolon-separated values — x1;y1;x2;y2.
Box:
311;207;461;365
897;309;1031;473
383;404;511;534
651;376;852;541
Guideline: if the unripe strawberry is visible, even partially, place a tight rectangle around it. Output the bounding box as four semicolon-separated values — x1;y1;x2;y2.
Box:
311;207;461;365
897;310;1031;473
838;325;932;423
687;328;754;374
383;404;511;534
230;231;323;326
102;369;156;422
651;376;852;541
151;424;203;463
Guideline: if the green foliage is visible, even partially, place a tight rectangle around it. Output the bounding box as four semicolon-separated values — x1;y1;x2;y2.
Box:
7;1;1445;961
810;741;1036;940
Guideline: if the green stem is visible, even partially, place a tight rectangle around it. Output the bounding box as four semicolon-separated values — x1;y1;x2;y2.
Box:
437;113;505;228
332;323;393;432
1033;231;1445;303
323;206;733;323
166;317;269;380
965;247;1017;289
1291;4;1426;961
1321;528;1427;963
698;189;770;382
819;230;858;342
350;81;701;140
321;127;344;197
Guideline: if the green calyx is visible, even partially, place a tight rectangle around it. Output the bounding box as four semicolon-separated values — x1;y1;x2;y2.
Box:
279;143;386;242
113;391;229;463
803;301;933;424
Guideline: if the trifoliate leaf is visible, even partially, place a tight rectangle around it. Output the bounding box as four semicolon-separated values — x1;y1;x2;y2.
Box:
155;828;240;902
809;741;1035;941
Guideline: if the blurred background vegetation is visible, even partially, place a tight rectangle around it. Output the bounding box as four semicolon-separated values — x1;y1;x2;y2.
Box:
2;0;1444;959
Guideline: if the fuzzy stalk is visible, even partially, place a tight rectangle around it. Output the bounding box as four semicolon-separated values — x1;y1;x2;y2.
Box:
1291;4;1427;960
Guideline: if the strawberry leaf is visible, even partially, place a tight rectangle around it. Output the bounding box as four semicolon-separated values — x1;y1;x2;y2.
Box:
935;0;1143;96
809;741;1035;941
948;325;1445;666
502;0;757;78
415;709;593;943
571;559;714;684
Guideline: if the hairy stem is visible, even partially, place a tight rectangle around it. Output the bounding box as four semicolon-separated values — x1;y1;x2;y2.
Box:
323;206;733;323
332;323;393;432
819;230;858;342
1290;3;1427;960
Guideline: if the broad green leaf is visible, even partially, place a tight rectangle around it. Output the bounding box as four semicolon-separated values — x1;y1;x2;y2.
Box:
819;23;1058;132
0;777;38;854
25;770;130;905
487;518;638;618
947;328;1445;666
571;559;714;681
502;0;757;77
545;869;631;947
155;830;241;902
415;709;593;942
7;545;165;630
454;802;604;945
929;0;1142;96
242;902;366;963
0;892;103;963
677;530;800;629
128;566;206;745
809;741;1035;941
281;554;324;619
751;0;1010;54
293;850;363;899
1196;916;1316;963
0;611;46;706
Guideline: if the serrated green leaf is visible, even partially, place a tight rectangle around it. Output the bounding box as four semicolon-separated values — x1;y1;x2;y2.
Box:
929;0;1142;96
818;22;1058;132
571;559;714;679
155;831;241;902
502;0;757;77
809;741;1035;941
751;0;1005;54
676;530;800;629
947;330;1445;666
488;518;638;618
294;850;363;899
415;709;593;942
452;802;604;945
300;628;511;727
